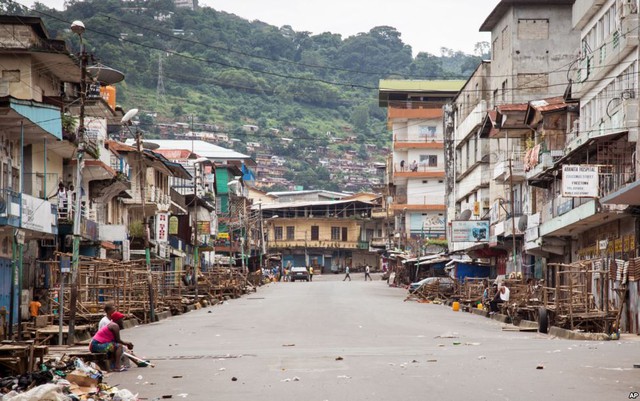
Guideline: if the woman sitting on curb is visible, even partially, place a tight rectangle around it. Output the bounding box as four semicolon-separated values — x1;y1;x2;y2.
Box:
89;311;134;371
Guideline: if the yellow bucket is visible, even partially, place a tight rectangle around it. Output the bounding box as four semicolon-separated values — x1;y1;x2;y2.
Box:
477;303;484;310
452;301;460;312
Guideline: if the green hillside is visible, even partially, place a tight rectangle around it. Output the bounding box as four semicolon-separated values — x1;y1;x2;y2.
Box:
9;0;488;192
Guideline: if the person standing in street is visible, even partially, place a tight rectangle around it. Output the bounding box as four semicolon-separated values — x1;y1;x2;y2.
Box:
309;266;314;281
29;296;42;322
364;265;372;281
343;265;351;281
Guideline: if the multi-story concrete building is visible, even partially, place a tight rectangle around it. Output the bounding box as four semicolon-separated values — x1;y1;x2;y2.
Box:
447;62;492;259
379;80;465;255
0;16;80;324
258;196;384;273
472;0;580;274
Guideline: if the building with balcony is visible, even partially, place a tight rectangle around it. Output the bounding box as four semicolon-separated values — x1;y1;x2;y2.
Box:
0;16;83;323
258;197;384;273
379;80;465;250
447;62;493;257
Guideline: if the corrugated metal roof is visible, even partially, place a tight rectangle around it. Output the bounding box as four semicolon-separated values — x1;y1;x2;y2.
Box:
125;139;250;161
496;103;528;112
254;198;373;211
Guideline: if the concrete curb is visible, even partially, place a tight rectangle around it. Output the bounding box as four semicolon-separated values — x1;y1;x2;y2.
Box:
444;302;612;341
154;310;171;321
549;326;610;341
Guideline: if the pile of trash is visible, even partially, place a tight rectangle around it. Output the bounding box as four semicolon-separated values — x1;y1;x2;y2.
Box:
1;358;138;401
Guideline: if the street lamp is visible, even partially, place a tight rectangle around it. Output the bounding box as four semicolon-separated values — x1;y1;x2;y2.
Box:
68;19;88;346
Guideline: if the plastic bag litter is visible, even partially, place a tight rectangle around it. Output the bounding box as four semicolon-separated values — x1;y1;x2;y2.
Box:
112;389;138;401
2;383;71;401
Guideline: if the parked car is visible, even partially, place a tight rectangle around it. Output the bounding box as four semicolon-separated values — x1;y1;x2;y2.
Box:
290;267;310;282
409;276;455;293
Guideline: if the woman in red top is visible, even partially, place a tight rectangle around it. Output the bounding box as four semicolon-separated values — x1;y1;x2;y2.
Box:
89;311;134;371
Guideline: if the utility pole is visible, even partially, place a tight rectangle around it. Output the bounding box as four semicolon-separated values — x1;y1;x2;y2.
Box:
508;156;517;274
241;197;246;273
259;202;264;270
193;164;199;303
137;129;156;322
68;20;87;345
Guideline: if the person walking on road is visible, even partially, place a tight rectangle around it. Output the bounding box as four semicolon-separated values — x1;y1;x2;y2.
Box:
364;265;372;281
309;266;314;281
343;265;351;281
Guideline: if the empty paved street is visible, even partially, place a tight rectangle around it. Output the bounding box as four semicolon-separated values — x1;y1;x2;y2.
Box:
115;274;639;401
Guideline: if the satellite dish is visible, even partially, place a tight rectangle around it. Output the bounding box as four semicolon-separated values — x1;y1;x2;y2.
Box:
142;142;160;150
86;64;125;85
459;209;472;221
121;108;139;124
518;215;528;232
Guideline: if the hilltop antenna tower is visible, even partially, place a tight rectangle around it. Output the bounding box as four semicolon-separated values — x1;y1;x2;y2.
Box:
156;53;166;108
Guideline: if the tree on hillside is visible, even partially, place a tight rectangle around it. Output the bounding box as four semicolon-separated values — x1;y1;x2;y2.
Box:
409;52;444;78
337;26;412;83
351;105;370;133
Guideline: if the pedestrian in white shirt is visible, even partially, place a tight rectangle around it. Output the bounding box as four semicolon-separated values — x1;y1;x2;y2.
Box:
364;265;372;281
98;304;115;330
490;283;510;313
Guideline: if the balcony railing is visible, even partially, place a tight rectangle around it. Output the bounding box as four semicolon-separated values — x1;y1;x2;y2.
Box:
493;153;525;183
123;187;171;206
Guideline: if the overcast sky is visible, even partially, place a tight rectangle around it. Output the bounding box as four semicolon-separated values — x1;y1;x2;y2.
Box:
24;0;500;55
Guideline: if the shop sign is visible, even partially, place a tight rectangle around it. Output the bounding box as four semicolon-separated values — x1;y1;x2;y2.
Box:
451;220;489;243
562;165;599;197
168;216;179;235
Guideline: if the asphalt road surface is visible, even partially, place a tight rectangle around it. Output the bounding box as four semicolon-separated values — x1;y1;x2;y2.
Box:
114;273;640;401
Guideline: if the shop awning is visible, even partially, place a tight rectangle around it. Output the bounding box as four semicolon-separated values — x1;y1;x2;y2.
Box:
601;179;640;205
0;97;62;140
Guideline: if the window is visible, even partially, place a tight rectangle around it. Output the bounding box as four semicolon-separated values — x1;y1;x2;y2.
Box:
501;25;509;50
286;226;295;240
331;226;340;240
501;80;507;102
366;229;374;241
427;155;438;167
517;73;549;95
517;19;549;40
36;173;44;199
311;225;319;240
418;125;436;137
492;38;498;60
11;167;18;192
341;227;348;242
274;226;283;240
2;70;20;82
1;162;7;189
419;155;437;166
